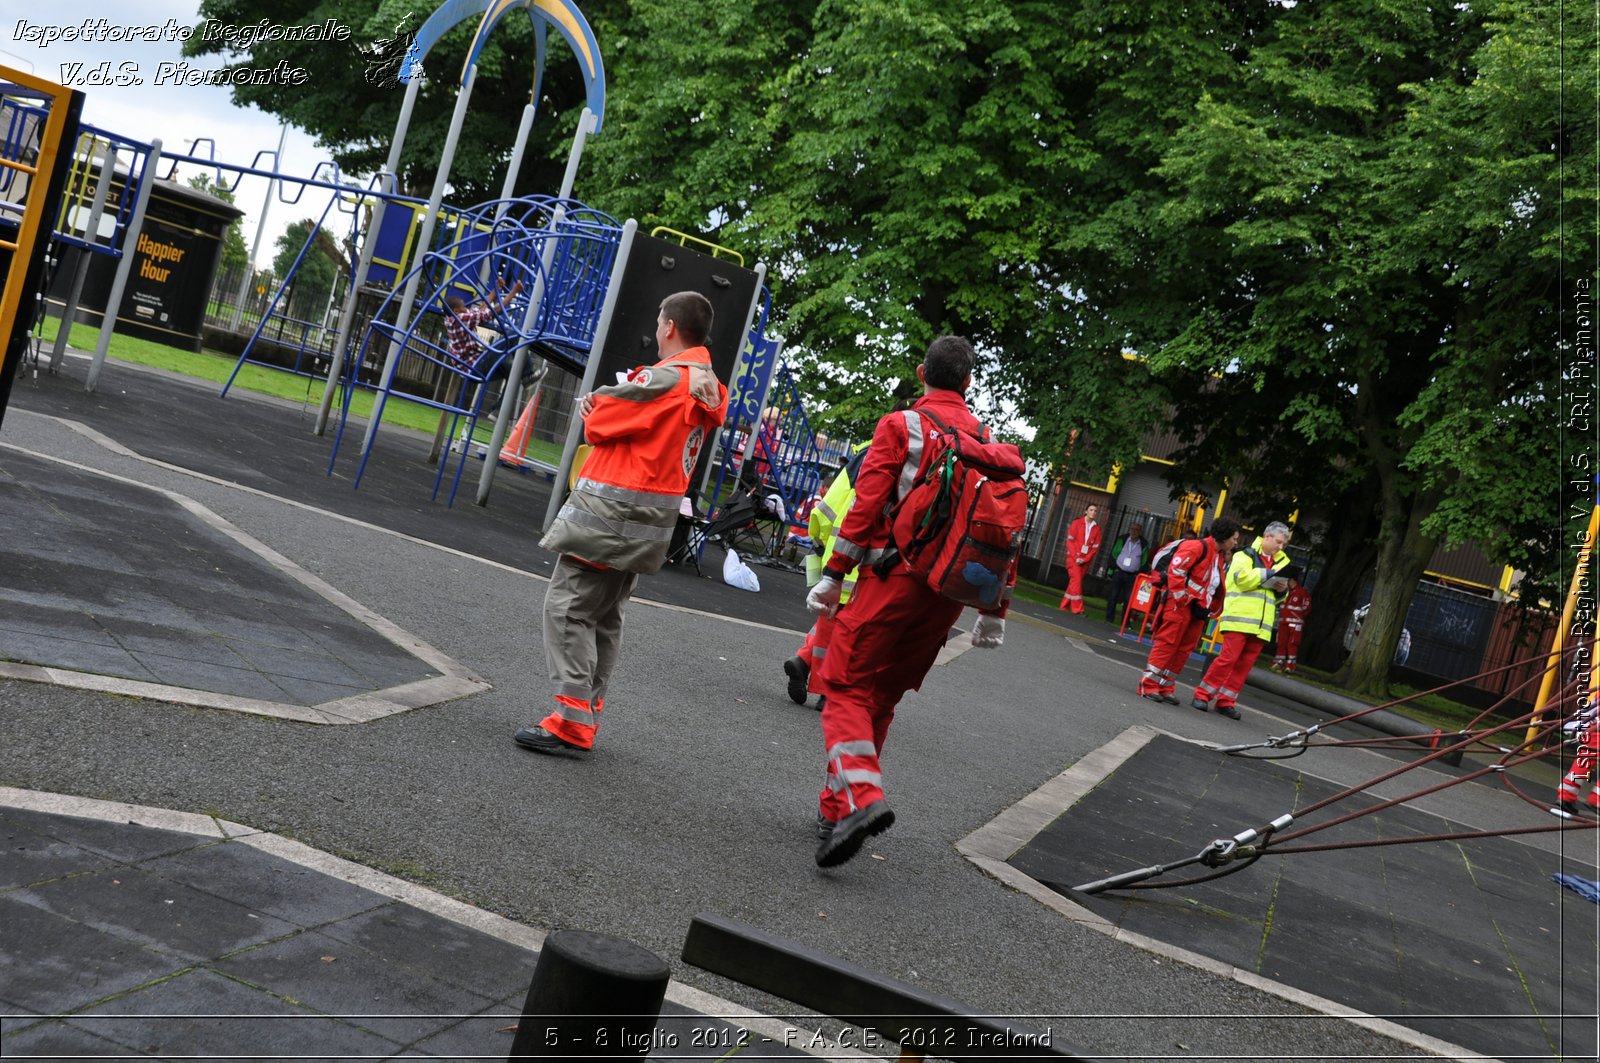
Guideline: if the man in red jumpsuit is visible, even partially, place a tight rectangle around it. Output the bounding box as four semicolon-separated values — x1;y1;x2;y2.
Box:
1058;504;1102;614
1136;518;1242;704
1272;576;1313;672
805;336;1009;868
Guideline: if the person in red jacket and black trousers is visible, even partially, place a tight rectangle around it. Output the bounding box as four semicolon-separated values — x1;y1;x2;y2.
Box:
1136;518;1242;704
805;336;1011;868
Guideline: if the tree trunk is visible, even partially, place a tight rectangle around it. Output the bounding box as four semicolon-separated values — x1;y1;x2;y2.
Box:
1335;488;1441;697
1300;473;1383;672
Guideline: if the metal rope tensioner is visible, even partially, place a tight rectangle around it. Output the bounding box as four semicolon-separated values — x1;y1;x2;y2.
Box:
1267;724;1318;749
1199;814;1295;868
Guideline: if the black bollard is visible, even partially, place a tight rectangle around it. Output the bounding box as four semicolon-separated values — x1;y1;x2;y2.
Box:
508;929;671;1062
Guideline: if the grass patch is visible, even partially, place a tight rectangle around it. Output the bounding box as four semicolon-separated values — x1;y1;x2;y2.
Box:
36;317;565;466
1285;666;1491;731
1015;577;1108;617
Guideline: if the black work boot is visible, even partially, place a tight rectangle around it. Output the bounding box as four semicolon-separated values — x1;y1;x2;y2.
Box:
783;656;809;705
815;801;894;868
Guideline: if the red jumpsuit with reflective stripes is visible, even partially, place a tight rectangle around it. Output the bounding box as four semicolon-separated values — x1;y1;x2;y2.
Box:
815;390;991;824
1059;516;1101;614
1137;538;1225;698
1274;585;1312;671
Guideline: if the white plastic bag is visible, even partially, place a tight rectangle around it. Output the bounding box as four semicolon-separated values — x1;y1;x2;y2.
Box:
722;547;761;592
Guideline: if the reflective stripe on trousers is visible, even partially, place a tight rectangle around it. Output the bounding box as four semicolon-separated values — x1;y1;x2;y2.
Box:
1139;665;1175;693
824;739;884;815
539;694;603;750
574;477;683;510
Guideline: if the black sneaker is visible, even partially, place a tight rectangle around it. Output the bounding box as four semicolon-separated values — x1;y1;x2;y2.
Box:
783;656;810;705
1216;705;1242;720
1191;697;1209;712
815;801;894;868
1161;694;1180;705
816;813;834;839
513;725;587;755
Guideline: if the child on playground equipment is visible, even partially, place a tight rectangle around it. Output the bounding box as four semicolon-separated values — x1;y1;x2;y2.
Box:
443;276;524;411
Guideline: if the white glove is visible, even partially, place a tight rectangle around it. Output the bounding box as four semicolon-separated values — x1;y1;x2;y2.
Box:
806;576;843;616
971;614;1004;648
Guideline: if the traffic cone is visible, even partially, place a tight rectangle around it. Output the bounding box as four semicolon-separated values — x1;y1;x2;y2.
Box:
498;391;540;468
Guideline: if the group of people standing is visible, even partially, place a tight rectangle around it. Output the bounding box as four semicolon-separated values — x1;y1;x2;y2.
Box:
502;279;1315;874
1057;502;1313;719
1129;518;1304;718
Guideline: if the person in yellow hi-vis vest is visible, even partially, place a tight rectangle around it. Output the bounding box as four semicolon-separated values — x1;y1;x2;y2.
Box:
783;443;870;710
1190;521;1293;720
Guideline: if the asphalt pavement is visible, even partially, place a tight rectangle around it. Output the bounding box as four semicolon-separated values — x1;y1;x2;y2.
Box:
1;350;1597;1062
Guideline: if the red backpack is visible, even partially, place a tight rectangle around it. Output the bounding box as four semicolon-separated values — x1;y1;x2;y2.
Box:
886;409;1030;609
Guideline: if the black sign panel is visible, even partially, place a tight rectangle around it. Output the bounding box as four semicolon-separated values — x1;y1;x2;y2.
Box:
56;178;239;352
590;233;760;389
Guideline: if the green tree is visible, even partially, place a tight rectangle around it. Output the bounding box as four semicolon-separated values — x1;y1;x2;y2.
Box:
273;219;342;323
584;0;1173;460
187;173;249;274
1050;0;1590;694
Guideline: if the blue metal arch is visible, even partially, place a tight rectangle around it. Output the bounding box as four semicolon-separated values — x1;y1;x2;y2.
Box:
401;0;606;130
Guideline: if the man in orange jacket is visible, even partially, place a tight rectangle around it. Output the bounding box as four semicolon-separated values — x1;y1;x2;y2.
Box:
804;336;1011;868
1059;503;1102;614
514;291;729;755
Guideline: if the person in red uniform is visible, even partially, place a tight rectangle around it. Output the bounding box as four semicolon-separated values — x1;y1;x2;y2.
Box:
1058;504;1103;614
1557;709;1600;815
805;336;1010;868
1136;518;1242;704
513;291;729;755
1272;576;1313;672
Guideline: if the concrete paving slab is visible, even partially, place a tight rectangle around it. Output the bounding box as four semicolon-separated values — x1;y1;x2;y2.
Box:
135;843;390;930
0;444;487;719
66;966;407;1059
1;806;214;864
0;891;185;1015
311;901;539;1001
2;1018;143;1057
19;864;300;962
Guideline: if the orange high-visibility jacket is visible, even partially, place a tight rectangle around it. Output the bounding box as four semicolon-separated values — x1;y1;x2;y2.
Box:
541;346;728;573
